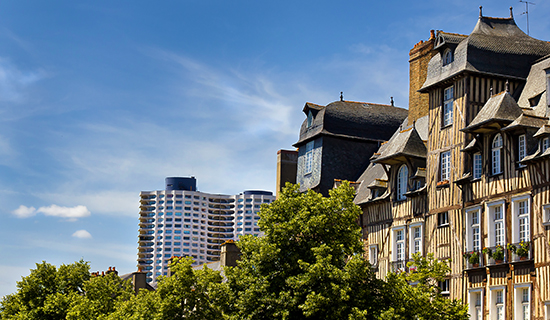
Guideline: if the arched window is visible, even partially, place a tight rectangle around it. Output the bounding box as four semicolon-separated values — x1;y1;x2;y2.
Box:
397;165;408;201
492;134;503;175
443;49;453;65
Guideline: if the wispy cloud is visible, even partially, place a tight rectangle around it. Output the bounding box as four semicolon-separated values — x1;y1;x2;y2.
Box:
72;229;92;239
0;58;46;104
12;204;90;221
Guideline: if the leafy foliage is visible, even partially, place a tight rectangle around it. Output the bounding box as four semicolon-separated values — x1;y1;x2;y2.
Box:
223;182;387;320
378;253;468;320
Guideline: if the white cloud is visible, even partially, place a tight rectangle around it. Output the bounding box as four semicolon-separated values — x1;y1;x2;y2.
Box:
37;205;90;219
72;229;92;239
0;57;45;103
12;205;36;218
11;204;90;220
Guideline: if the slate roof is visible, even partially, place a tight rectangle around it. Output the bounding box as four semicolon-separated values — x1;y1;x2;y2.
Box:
502;113;548;132
294;100;408;146
421;14;550;91
462;91;522;133
373;116;429;165
434;31;468;49
354;143;389;205
516;55;550;116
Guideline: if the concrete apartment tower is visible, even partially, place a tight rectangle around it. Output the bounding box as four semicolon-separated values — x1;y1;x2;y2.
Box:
137;177;275;285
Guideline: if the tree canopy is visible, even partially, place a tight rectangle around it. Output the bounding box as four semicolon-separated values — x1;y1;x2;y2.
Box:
1;182;469;320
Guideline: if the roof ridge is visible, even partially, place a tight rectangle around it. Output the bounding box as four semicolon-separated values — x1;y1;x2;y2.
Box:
439;31;468;37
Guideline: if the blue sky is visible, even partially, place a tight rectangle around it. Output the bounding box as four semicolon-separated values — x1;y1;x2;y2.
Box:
1;0;549;297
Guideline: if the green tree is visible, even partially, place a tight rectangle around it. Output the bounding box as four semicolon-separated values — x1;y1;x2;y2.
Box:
0;260;90;320
66;271;134;320
107;256;224;320
378;253;469;320
223;182;387;320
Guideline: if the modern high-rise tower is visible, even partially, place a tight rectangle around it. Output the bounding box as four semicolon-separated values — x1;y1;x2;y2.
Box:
137;177;274;284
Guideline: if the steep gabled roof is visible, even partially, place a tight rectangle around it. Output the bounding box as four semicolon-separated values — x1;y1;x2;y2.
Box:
294;100;408;146
502;113;548;132
462;90;522;133
516;54;550;116
373;117;428;165
421;12;550;91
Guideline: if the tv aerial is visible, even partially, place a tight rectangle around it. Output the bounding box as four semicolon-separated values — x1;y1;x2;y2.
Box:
519;0;535;35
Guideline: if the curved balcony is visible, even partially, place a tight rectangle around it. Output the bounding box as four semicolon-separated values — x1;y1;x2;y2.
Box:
207;244;220;250
137;253;153;259
207;215;234;221
207;233;233;239
207;227;234;233
207;250;221;256
207;238;225;244
208;221;234;227
139;235;154;241
139;248;154;253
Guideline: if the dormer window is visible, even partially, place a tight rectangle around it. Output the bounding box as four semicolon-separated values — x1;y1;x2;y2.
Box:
307;111;313;128
443;49;453;66
492;134;503;175
543;137;549;152
397;164;408;201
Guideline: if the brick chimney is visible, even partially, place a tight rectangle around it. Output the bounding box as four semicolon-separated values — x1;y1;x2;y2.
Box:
132;270;149;294
408;30;437;124
220;241;240;267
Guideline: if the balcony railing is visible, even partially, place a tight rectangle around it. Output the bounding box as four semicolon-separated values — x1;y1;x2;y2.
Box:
463;250;485;269
483;245;508;266
391;259;409;273
508;242;533;263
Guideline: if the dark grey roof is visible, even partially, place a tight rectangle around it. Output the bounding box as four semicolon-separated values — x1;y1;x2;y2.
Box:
461;137;479;153
534;122;550;138
517;55;550;116
462;91;522;133
373;118;428;165
421;15;550;91
434;31;468;49
502;113;547;131
354;144;389;205
294;100;408;146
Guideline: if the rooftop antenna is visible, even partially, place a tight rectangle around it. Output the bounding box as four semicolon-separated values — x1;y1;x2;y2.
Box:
519;0;535;35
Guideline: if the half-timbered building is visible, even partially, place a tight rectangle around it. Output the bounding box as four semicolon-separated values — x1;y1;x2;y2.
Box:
356;8;550;319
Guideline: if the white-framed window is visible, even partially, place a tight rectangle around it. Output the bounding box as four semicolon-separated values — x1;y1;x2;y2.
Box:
441;151;451;181
443;49;453;65
490;286;506;320
514;284;531;320
438;211;449;227
443;86;454;127
305;141;314;174
397;165;408;201
409;223;423;257
518;134;527;166
492;134;503;175
466;207;482;252
439;279;450;295
486;200;506;247
468;289;484;320
392;226;406;262
473;152;482;179
307;110;313;128
512;195;531;244
543;137;550;152
369;244;378;266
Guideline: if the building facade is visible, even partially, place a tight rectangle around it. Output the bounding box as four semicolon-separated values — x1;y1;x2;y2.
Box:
356;9;550;319
137;177;274;284
293;99;408;196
